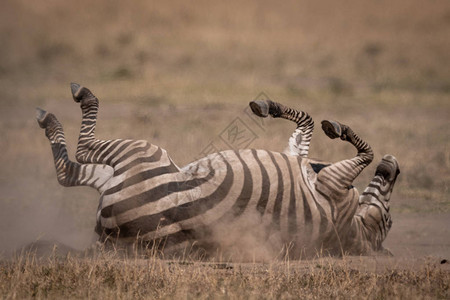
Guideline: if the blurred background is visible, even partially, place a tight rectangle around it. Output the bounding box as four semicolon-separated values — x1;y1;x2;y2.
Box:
0;0;449;257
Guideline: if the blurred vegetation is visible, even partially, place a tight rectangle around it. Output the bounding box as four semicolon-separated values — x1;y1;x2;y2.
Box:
0;0;449;253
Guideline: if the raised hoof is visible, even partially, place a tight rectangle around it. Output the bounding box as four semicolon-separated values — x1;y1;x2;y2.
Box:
321;120;342;139
36;108;61;132
70;82;83;102
71;82;96;103
36;107;49;128
249;100;270;118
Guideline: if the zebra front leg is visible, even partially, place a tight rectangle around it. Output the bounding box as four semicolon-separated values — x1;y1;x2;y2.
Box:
319;120;374;190
37;108;113;192
249;100;314;157
315;120;374;241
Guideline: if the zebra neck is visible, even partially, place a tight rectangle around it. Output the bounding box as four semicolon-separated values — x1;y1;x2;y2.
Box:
344;216;373;255
351;203;388;253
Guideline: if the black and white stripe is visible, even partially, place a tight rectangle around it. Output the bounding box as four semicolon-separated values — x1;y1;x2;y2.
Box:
345;154;400;254
36;108;113;192
37;83;400;257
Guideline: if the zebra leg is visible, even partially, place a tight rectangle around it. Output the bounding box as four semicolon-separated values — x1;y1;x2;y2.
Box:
70;83;148;167
36;108;113;192
316;120;373;219
314;121;374;253
249;100;314;157
318;120;374;191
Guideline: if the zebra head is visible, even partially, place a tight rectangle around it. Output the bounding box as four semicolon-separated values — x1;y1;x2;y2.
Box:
358;154;400;249
373;154;400;202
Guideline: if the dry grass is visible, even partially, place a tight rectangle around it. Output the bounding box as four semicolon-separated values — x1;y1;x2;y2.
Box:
0;0;449;298
1;250;449;299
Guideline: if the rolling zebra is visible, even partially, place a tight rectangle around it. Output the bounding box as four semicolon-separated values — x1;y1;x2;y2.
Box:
37;83;400;258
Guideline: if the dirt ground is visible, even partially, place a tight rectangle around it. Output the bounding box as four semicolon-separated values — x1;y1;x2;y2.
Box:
1;0;449;269
385;211;449;259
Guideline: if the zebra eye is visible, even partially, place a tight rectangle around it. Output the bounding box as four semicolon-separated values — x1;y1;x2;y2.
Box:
375;163;398;183
375;169;390;181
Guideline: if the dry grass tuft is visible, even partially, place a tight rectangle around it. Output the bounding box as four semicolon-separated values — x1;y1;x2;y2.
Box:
1;250;449;299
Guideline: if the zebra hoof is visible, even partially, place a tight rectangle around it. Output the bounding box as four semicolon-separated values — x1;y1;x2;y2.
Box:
36;107;49;128
249;100;270;118
70;82;83;102
321;120;342;139
71;82;98;104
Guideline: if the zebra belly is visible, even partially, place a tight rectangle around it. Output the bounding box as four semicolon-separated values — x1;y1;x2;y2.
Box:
96;149;338;254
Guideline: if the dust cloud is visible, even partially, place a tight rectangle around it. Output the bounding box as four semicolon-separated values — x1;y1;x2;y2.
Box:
0;196;97;257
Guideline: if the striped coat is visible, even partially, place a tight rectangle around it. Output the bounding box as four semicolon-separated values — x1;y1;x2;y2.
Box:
37;83;400;258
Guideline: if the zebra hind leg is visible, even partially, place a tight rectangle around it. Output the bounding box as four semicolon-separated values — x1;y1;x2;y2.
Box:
70;83;145;167
70;83;179;178
36;108;113;191
36;108;68;150
249;100;314;157
70;82;103;164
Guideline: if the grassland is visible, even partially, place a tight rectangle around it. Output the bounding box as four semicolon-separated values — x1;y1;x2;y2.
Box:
1;250;449;299
0;0;449;298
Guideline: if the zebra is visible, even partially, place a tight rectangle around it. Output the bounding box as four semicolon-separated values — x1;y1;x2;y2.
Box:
36;83;400;258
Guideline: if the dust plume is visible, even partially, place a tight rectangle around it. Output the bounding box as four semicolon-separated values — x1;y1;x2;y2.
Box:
0;196;97;258
206;211;289;262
